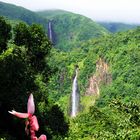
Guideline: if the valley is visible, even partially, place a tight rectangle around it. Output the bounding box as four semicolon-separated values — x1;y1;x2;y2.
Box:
0;1;140;140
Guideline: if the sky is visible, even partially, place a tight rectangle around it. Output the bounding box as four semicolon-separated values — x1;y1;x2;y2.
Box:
1;0;140;24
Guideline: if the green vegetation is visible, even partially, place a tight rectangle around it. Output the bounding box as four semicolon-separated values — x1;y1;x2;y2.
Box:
0;2;140;140
0;17;68;140
1;2;139;50
0;2;110;51
37;10;69;19
38;10;109;51
70;28;140;139
46;27;140;139
0;16;11;52
0;1;48;28
99;22;139;33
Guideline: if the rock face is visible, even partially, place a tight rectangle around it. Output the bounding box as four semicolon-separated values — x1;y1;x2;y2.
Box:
86;58;112;95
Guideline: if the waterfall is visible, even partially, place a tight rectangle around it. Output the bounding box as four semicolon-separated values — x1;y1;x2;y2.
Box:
48;21;53;42
71;67;80;117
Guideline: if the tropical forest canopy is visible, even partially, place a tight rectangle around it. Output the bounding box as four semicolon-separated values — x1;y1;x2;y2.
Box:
0;1;140;140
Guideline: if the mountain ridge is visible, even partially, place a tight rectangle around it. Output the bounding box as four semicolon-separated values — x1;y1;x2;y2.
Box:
98;21;139;33
37;10;109;50
0;2;109;50
0;1;47;25
0;2;140;140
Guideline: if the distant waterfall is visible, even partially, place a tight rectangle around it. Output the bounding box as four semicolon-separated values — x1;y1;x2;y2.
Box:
71;67;80;117
48;21;53;42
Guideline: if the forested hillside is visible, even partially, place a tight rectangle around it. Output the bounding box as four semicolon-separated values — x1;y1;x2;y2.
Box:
0;2;110;51
38;10;109;51
99;22;138;33
47;27;140;139
0;2;140;140
0;16;69;140
0;1;47;26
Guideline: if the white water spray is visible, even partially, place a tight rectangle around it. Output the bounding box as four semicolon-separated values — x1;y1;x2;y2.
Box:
71;68;79;117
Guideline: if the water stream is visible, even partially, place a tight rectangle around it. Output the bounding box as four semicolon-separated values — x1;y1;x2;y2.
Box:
71;68;80;117
48;21;53;42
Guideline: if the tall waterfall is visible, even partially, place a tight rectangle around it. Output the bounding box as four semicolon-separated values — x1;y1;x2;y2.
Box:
71;67;80;117
48;21;53;42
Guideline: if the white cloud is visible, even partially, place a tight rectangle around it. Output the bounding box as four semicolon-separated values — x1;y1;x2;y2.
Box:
1;0;140;23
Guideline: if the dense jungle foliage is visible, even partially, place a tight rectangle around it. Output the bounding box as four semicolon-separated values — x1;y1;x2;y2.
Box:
0;1;47;26
38;10;109;51
0;17;68;140
0;2;110;51
47;27;140;139
0;2;140;139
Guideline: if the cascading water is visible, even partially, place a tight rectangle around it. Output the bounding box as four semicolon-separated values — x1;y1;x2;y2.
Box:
48;21;53;42
71;67;80;117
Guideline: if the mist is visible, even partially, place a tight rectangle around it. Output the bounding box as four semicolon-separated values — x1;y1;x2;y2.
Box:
1;0;140;24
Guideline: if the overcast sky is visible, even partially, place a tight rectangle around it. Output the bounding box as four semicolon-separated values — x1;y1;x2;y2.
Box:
1;0;140;23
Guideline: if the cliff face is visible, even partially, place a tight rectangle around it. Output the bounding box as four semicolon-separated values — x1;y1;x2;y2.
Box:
86;58;112;95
